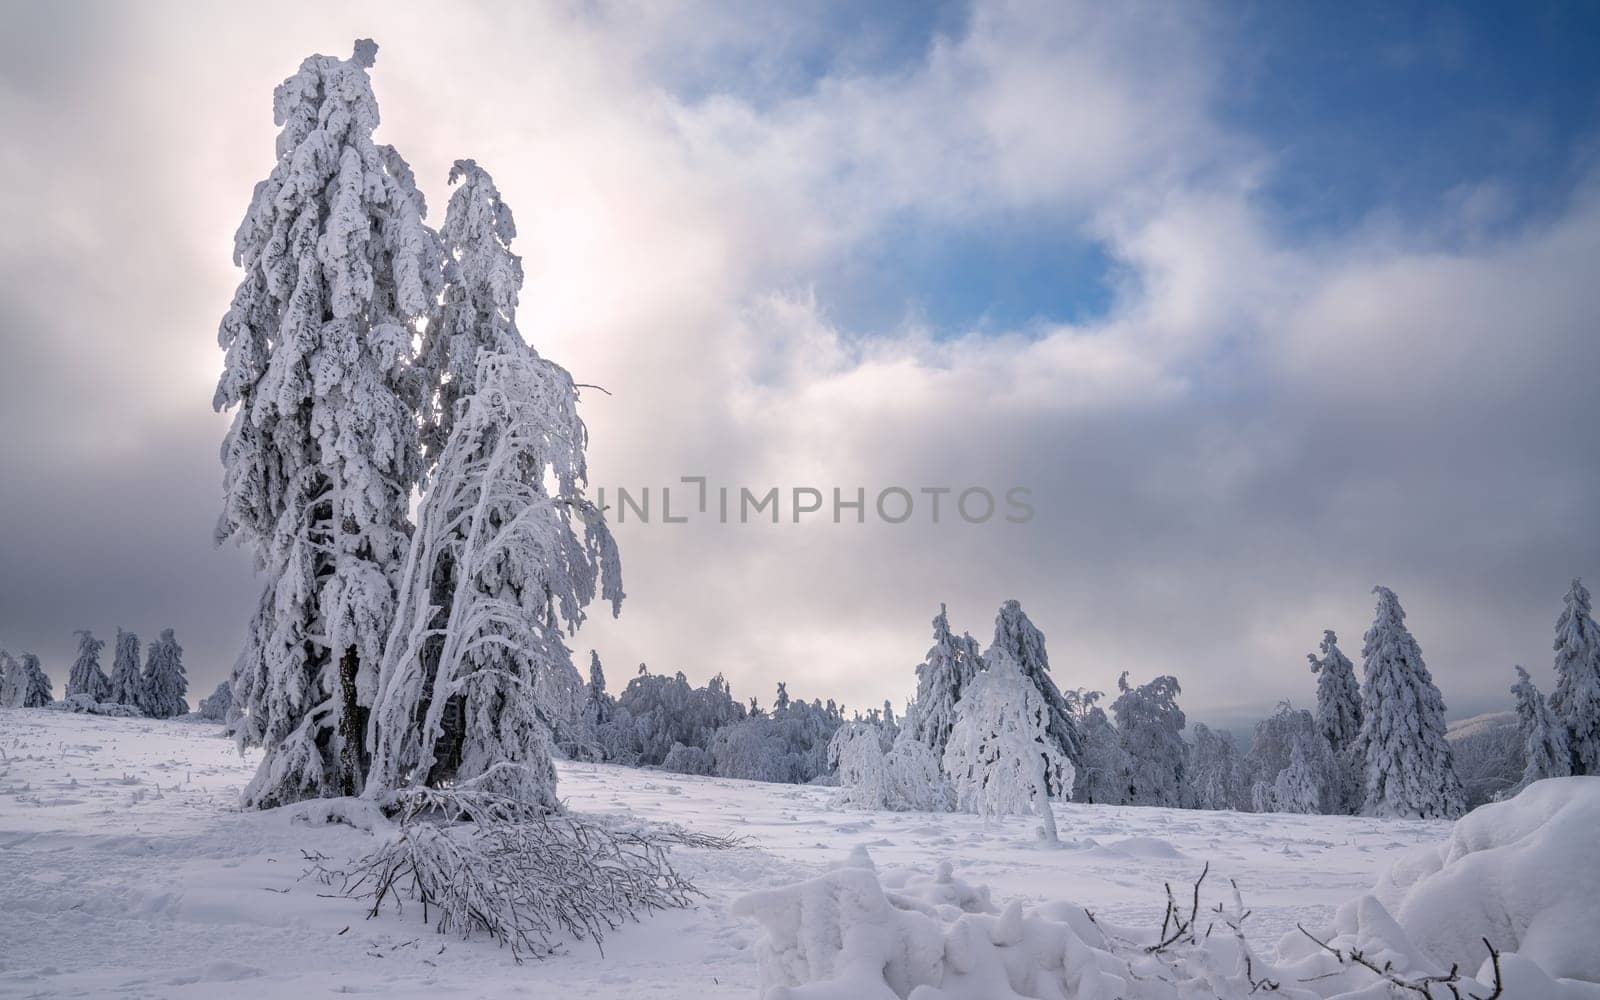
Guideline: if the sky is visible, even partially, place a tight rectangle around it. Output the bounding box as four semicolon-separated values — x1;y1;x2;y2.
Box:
2;0;1598;731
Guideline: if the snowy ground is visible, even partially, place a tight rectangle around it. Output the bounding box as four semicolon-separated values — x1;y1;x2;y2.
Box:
0;708;1452;999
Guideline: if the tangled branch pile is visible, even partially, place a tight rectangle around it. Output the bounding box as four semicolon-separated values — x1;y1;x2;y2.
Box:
310;787;734;960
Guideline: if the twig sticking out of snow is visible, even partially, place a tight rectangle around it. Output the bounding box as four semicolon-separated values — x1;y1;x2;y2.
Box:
1295;925;1504;999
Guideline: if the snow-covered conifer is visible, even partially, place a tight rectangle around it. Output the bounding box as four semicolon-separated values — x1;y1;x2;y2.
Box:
1354;586;1466;819
774;681;791;714
66;630;110;702
1308;629;1363;813
1245;702;1336;814
1184;723;1248;811
943;648;1073;842
1070;690;1130;804
1511;665;1570;791
20;653;53;707
1549;578;1600;774
364;348;621;808
1110;672;1186;807
215;40;443;807
0;651;22;707
988;600;1082;766
198;681;234;723
908;604;971;755
141;629;189;719
1253;736;1323;814
108;629;142;707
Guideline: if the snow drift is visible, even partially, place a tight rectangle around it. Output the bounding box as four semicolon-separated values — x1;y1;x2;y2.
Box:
736;777;1600;999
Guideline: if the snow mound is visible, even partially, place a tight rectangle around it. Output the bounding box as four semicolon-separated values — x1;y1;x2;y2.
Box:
738;780;1600;1000
1374;775;1600;983
46;693;142;717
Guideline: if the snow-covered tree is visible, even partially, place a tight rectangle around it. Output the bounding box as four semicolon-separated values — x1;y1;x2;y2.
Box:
215;40;443;807
108;629;143;708
141;629;189;719
364;348;621;808
1510;665;1570;792
0;651;22;708
830;722;951;812
908;604;974;755
19;654;53;707
1111;672;1186;807
1245;702;1337;814
1549;578;1600;775
943;648;1073;843
1184;722;1249;811
1070;689;1130;804
197;680;235;723
415;159;525;463
988;600;1081;766
1308;629;1363;813
66;630;110;702
1354;586;1466;819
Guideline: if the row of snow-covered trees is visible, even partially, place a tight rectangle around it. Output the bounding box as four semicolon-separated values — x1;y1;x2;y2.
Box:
0;629;188;717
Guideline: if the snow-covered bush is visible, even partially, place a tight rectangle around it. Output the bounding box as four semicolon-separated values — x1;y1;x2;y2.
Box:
1070;689;1130;805
107;629;142;708
140;628;188;719
708;690;843;785
66;630;111;702
830;723;953;812
944;648;1073;842
0;650;23;707
660;742;715;776
1111;672;1186;808
1355;587;1466;819
19;653;52;707
616;668;744;766
48;693;142;717
1550;578;1600;775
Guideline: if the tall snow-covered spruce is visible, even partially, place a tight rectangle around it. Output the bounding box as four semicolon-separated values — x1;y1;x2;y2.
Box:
66;630;110;702
907;604;976;756
1354;586;1466;819
108;628;142;708
1308;630;1363;813
214;40;442;806
141;629;189;719
1549;578;1600;775
20;653;54;707
1510;664;1570;791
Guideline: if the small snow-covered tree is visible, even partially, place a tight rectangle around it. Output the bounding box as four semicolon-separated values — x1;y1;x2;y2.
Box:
1549;578;1600;775
1308;629;1363;813
1354;586;1466;819
989;600;1081;766
1184;723;1248;811
364;348;621;808
831;722;952;812
908;604;972;755
1246;702;1336;814
66;630;110;702
1111;672;1186;808
141;629;189;719
197;681;235;723
108;629;143;708
1510;665;1570;791
19;653;53;707
1070;689;1130;804
215;40;443;807
0;651;22;707
943;648;1073;842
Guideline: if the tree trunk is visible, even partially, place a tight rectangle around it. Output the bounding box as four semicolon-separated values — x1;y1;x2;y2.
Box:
338;646;367;796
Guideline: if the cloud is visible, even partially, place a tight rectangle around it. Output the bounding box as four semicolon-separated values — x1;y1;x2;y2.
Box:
0;0;1594;731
